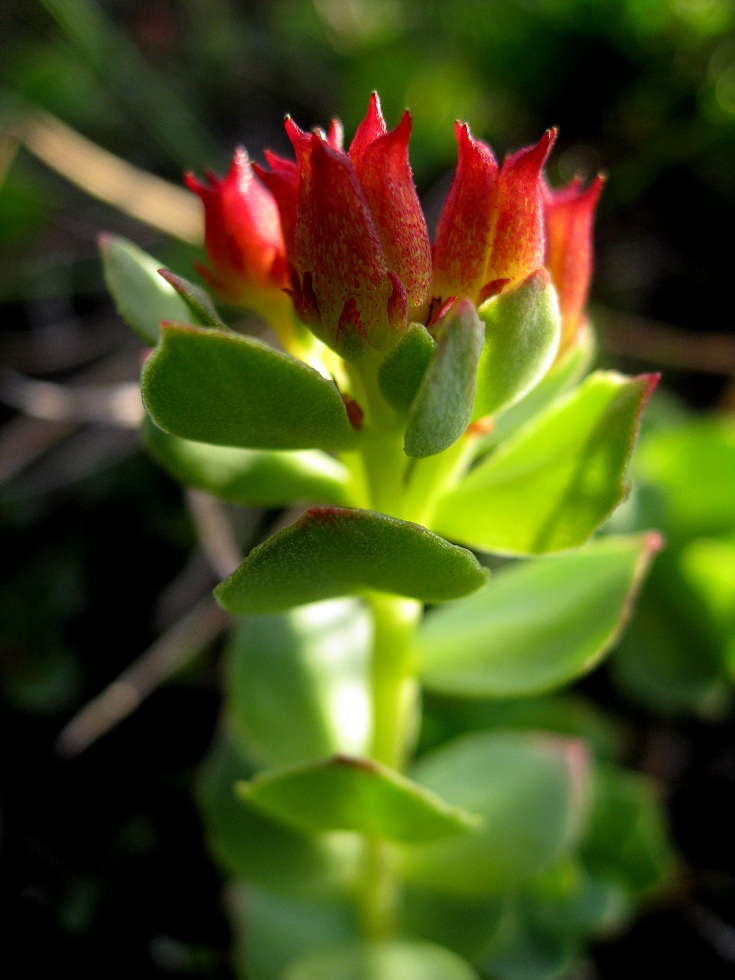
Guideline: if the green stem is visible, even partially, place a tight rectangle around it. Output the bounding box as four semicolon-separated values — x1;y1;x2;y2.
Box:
338;355;409;517
357;592;421;940
401;432;478;527
358;837;399;940
368;592;422;770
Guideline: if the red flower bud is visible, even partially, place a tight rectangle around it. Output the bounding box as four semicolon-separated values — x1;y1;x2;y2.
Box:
433;125;556;307
185;149;291;323
543;174;604;352
281;93;431;356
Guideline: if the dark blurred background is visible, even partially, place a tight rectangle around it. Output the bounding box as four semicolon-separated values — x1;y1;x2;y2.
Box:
2;0;735;976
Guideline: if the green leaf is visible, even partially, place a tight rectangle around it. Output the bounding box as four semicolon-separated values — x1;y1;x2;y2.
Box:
402;731;590;896
477;316;596;454
99;234;202;344
231;884;356;980
477;897;579;980
224;599;371;768
433;371;657;555
473;269;561;420
525;855;631;940
157;268;226;327
237;755;479;843
634;416;735;537
610;546;731;716
418;533;661;697
378;323;436;414
580;764;675;896
142;323;358;451
282;941;482;980
195;734;361;894
421;693;623;763
401;889;505;963
404;300;484;458
215;507;488;614
143;414;350;507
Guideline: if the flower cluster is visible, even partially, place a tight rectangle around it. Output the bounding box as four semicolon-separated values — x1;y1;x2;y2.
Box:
186;93;601;359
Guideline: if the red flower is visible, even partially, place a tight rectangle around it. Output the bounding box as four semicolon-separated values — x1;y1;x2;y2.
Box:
184;149;292;323
543;174;604;352
432;123;556;307
186;95;601;370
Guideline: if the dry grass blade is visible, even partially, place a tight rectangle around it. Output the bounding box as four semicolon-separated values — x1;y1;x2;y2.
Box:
1;370;143;427
14;108;203;245
55;595;230;759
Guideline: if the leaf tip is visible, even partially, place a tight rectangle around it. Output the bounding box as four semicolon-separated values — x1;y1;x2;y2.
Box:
639;371;661;402
644;530;666;555
332;753;379;773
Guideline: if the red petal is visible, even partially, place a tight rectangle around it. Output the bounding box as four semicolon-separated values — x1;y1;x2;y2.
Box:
349;92;387;171
327;118;344;151
295;134;394;351
543;173;604;349
255;150;300;267
485;128;556;289
356;110;432;324
285;115;313;170
432;122;499;304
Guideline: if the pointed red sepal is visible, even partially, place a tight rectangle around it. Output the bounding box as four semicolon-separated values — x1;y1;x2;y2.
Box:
357;110;432;325
336;297;369;356
484;128;556;289
543;172;605;350
427;295;458;330
476;277;511;305
432;122;499;304
349;92;388;170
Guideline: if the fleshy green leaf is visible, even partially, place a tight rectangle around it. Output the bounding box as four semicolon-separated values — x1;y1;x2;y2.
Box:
195;734;361;894
580;764;675;896
421;693;622;763
238;755;479;843
633;416;735;537
477;313;596;455
478;896;579;980
401;889;505;964
473;269;561;420
215;507;488;614
404;300;484;459
99;234;201;344
523;855;631;940
433;371;657;555
282;941;482;980
157;267;226;327
231;884;355;980
142;323;358;451
224;599;371;768
378;323;436;414
610;545;731;716
402;731;590;896
143;413;350;507
418;533;661;697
